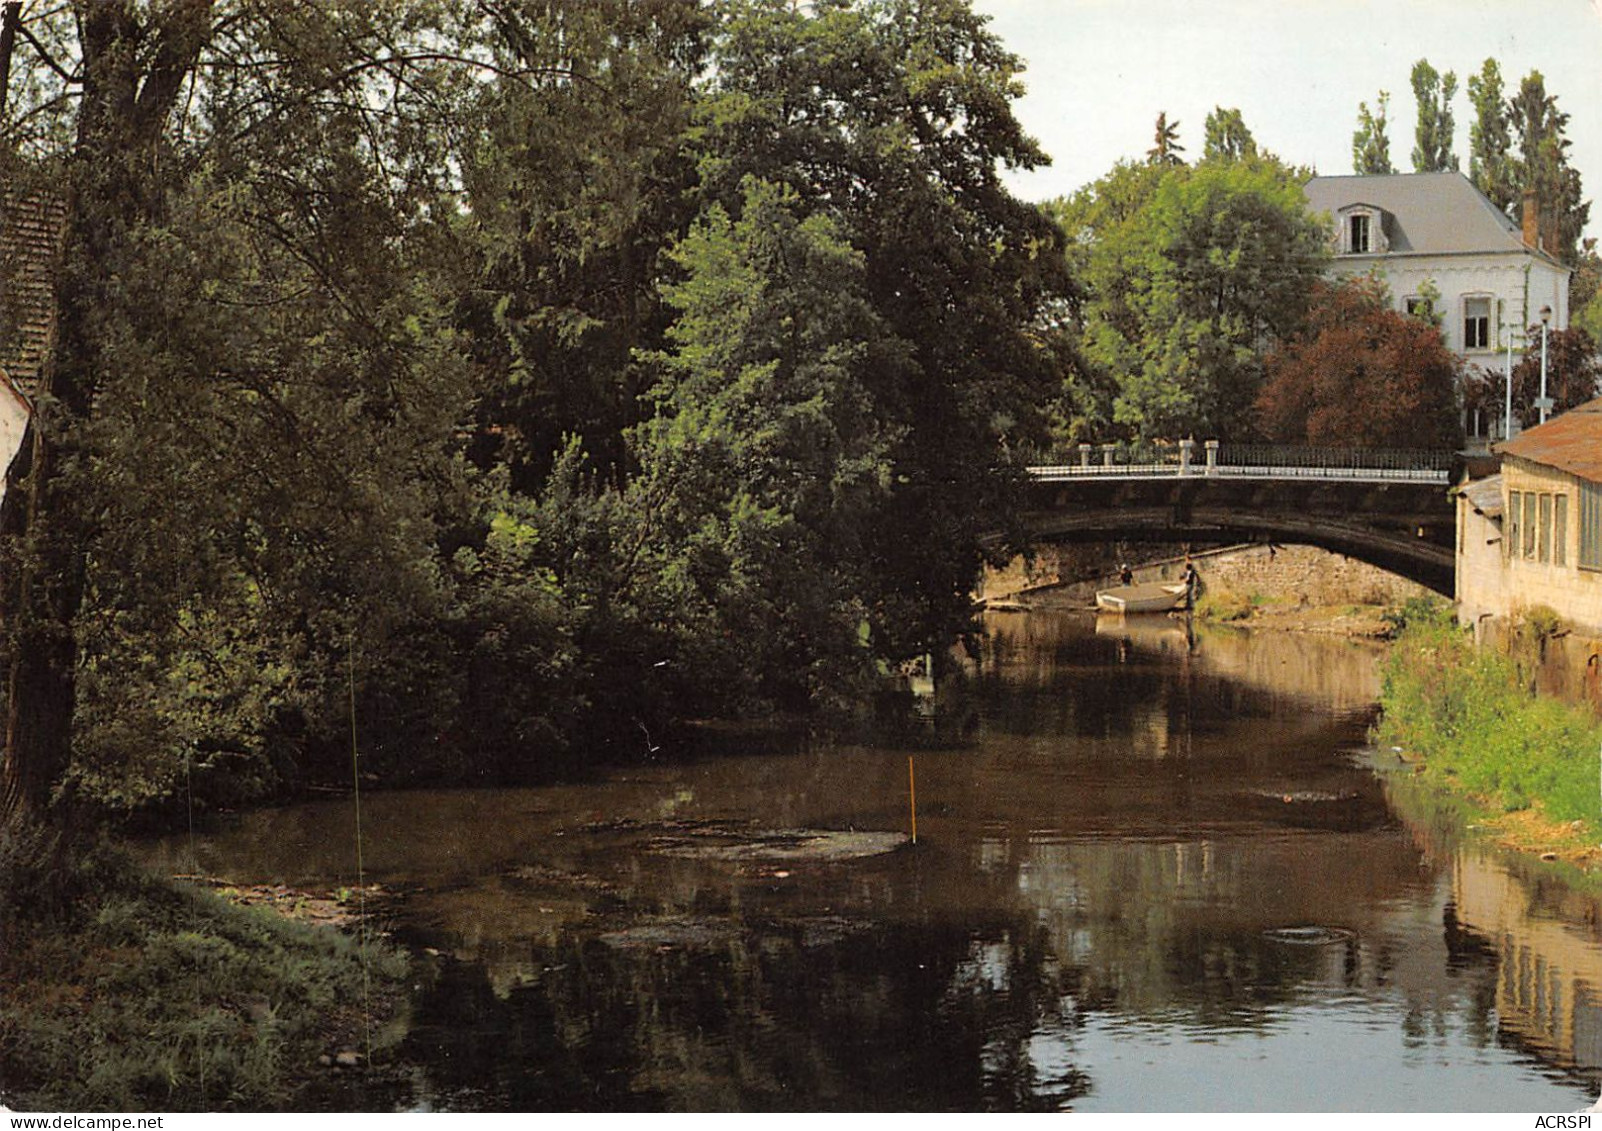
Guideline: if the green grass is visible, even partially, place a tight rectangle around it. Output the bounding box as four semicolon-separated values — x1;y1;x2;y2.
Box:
1376;605;1602;831
0;828;408;1111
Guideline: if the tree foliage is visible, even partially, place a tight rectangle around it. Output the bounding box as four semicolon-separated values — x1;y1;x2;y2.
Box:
1510;69;1589;263
1466;59;1588;263
682;0;1072;659
453;0;707;488
1147;111;1184;166
1064;158;1327;442
1256;277;1463;449
1409;59;1458;173
1202;107;1256;163
0;0;1074;822
1508;327;1601;429
1352;92;1394;175
628;179;898;713
1468;59;1517;213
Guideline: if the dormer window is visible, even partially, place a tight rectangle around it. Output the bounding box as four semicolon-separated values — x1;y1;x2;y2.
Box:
1349;213;1371;253
1336;204;1388;255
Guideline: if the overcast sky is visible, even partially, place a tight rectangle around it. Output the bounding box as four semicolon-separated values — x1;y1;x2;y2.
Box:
971;0;1602;234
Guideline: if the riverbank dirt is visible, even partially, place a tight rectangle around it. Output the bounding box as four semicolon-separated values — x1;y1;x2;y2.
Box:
1201;599;1395;638
180;875;399;929
1472;805;1602;872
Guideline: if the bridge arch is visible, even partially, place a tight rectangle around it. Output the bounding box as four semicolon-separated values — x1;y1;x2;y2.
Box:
1022;447;1457;594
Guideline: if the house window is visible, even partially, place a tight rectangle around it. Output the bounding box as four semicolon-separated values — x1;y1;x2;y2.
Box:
1524;492;1538;557
1555;494;1568;566
1509;489;1522;559
1581;483;1602;570
1538;493;1552;562
1464;297;1491;350
1348;213;1371;254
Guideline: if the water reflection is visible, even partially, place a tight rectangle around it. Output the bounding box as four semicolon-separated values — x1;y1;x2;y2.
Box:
140;613;1602;1110
1388;769;1602;1081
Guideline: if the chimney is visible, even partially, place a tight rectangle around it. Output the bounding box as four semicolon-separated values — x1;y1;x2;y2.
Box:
1522;188;1541;249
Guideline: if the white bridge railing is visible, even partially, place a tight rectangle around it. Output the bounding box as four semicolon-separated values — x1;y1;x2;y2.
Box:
1027;440;1453;485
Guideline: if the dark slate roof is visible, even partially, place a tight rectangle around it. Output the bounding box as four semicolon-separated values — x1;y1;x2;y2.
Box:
1303;172;1561;265
0;189;64;400
1498;397;1602;482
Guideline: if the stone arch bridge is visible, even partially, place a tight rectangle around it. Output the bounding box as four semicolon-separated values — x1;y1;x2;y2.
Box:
1023;441;1458;594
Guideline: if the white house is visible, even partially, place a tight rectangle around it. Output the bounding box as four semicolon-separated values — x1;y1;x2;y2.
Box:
1303;173;1569;439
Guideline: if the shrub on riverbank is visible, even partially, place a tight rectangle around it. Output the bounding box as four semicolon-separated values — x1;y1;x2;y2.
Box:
1377;605;1602;830
0;828;407;1111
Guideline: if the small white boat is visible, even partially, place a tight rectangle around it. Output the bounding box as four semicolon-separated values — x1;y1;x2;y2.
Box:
1095;581;1190;613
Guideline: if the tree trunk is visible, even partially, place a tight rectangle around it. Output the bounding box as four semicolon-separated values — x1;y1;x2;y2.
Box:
0;0;211;825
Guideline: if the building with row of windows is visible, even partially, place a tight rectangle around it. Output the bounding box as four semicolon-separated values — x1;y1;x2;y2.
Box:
1456;397;1602;634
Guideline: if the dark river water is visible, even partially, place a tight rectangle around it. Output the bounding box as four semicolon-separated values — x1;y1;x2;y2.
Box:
143;612;1602;1111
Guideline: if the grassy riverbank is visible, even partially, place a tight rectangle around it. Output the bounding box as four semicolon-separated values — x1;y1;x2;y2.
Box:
0;829;408;1111
1375;602;1602;863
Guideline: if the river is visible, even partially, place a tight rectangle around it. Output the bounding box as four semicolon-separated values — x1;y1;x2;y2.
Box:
142;611;1602;1111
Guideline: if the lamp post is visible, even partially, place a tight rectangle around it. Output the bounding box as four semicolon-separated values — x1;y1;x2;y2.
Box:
1537;303;1554;425
1504;323;1515;440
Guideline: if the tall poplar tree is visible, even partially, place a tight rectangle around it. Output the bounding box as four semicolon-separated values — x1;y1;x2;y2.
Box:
1409;59;1458;172
1510;70;1589;262
1352;92;1395;175
1468;58;1517;213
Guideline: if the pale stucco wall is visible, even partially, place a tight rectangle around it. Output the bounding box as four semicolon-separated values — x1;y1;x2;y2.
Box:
1454;494;1508;632
1326;252;1568;357
0;379;27;495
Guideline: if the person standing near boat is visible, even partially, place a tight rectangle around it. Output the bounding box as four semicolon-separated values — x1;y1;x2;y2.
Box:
1181;559;1199;607
1119;563;1133;586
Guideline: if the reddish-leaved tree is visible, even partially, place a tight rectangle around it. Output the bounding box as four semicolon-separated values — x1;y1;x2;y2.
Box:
1256;276;1463;448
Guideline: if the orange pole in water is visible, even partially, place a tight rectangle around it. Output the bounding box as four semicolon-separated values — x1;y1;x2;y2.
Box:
908;755;917;845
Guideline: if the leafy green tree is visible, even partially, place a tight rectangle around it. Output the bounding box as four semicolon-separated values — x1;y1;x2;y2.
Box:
1148;111;1184;166
1073;159;1327;441
1571;241;1602;342
1256;277;1462;448
1353;92;1395;175
1468;59;1517;213
454;0;707;489
0;2;488;819
626;179;898;712
1410;59;1458;172
1202;107;1257;163
686;0;1073;660
0;1;215;819
1039;166;1164;443
1407;277;1444;329
0;0;1078;824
